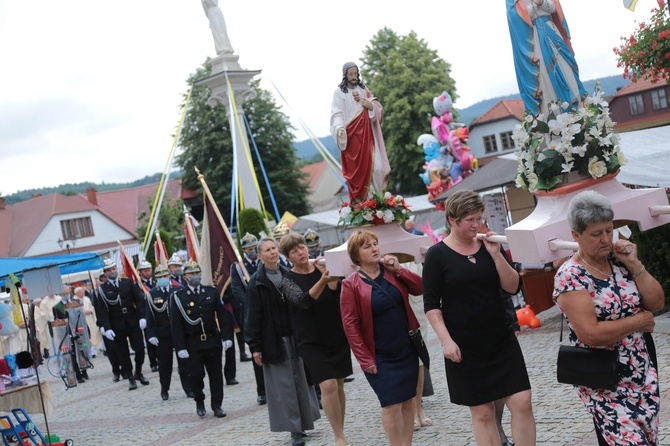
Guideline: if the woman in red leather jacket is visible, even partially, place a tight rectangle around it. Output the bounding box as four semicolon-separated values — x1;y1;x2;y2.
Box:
340;230;423;446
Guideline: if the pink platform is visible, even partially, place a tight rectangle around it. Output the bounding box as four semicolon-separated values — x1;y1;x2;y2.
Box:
324;223;433;277
505;177;670;264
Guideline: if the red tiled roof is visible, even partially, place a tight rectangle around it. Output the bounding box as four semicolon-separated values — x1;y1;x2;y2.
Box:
612;77;665;98
8;194;98;257
0;205;13;257
470;99;525;128
85;178;183;235
300;161;328;191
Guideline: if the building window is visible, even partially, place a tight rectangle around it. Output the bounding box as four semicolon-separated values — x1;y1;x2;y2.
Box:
500;131;515;150
629;94;645;115
651;88;667;110
483;135;498;153
60;217;94;240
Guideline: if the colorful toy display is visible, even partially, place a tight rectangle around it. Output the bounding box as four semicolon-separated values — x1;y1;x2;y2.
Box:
418;91;478;207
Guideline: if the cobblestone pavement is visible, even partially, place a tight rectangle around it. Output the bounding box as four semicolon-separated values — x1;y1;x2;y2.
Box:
17;307;670;445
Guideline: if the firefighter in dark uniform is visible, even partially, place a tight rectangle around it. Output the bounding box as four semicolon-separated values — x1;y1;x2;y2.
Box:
167;254;186;288
146;265;193;401
272;222;293;268
230;233;258;362
303;228;323;259
96;259;150;391
230;233;267;404
171;261;234;418
138;259;159;373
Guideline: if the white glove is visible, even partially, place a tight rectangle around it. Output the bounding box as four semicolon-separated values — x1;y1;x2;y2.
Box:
100;327;106;336
222;340;233;351
105;329;116;341
177;350;189;359
139;318;147;330
148;337;159;346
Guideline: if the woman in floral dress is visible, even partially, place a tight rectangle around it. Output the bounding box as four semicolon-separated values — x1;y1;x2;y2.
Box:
553;190;664;445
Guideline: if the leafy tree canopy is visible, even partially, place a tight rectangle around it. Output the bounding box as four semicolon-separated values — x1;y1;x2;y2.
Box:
137;196;185;255
631;217;670;306
176;61;310;226
361;28;457;196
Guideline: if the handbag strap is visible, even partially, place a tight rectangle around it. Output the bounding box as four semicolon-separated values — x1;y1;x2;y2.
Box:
560;258;624;344
358;269;414;335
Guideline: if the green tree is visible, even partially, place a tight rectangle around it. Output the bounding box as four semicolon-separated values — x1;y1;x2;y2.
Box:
142;228;175;267
238;208;267;239
137;196;185;255
630;217;670;304
360;28;457;196
176;61;310;226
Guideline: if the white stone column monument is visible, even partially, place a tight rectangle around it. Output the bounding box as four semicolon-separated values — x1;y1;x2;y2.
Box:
196;1;262;211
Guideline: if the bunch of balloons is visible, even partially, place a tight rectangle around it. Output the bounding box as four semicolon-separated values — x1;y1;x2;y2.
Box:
418;91;478;205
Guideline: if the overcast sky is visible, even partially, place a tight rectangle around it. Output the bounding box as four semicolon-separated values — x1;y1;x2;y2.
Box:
0;1;653;195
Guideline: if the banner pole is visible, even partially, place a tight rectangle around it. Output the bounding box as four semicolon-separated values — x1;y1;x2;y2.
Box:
195;167;249;280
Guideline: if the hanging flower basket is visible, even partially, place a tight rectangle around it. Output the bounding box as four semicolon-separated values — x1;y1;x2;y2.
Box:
614;5;670;84
512;86;626;194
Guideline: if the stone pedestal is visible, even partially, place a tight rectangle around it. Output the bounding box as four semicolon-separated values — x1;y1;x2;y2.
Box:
505;174;670;265
324;223;434;277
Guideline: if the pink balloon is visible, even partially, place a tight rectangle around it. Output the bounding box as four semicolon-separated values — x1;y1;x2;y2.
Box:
431;117;449;145
460;153;471;171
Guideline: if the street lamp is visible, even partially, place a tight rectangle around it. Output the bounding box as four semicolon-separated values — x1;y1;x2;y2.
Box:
57;236;77;254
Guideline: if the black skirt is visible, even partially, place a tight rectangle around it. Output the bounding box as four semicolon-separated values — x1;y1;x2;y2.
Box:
445;331;530;406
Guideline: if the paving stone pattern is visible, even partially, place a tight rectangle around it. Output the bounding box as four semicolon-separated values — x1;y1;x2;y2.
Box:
22;306;670;445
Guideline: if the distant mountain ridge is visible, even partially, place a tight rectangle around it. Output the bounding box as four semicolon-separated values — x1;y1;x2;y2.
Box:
456;75;630;126
4;172;182;205
294;74;631;162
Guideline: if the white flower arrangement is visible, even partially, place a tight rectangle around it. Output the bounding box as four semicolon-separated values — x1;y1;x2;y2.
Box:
513;86;626;193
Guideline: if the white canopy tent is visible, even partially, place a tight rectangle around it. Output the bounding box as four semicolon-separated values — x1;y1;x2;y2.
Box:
616;126;670;188
291;194;446;248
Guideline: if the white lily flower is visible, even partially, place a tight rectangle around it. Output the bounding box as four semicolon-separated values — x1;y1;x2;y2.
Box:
561;161;574;173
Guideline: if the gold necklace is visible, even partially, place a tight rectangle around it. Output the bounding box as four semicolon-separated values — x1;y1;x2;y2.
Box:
577;252;611;278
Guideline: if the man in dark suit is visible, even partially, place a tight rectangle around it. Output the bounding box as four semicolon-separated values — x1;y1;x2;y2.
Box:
138;259;159;373
146;265;192;401
230;233;266;404
230;233;259;362
171;261;234;418
96;259;150;391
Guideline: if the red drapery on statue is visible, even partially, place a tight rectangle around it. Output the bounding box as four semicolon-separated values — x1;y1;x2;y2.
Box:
341;110;375;202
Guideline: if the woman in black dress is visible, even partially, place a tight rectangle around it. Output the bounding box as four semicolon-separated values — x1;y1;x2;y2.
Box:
341;230;423;446
280;232;353;446
423;190;536;446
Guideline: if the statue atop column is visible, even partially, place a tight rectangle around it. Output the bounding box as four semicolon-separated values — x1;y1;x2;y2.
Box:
201;0;235;55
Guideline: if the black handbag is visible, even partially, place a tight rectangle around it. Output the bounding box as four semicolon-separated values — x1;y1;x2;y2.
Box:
359;270;430;370
409;328;431;370
556;314;618;390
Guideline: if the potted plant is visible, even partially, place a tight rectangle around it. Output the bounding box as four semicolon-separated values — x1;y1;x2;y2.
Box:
614;5;670;84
